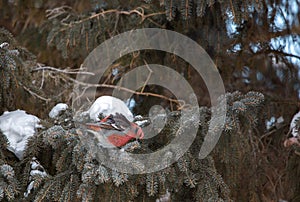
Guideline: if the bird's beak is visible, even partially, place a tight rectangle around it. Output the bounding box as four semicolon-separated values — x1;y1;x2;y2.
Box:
130;123;144;139
137;127;144;139
284;137;300;147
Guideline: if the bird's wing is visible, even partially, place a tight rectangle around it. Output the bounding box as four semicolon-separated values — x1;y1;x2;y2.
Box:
85;122;124;131
82;113;136;139
112;113;131;129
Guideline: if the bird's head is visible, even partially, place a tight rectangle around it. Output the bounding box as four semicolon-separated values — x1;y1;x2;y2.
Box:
284;136;300;147
129;123;144;139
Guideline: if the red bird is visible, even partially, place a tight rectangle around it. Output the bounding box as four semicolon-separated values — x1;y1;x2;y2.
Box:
84;113;144;148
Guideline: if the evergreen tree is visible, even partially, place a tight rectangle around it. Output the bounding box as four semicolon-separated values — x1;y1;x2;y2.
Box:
0;0;299;201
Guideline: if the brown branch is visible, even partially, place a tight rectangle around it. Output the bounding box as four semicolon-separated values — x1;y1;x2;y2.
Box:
33;67;182;108
9;71;51;102
71;77;181;107
32;64;95;75
140;60;153;93
20;83;51;102
46;7;165;45
68;6;165;27
229;0;236;22
264;49;300;60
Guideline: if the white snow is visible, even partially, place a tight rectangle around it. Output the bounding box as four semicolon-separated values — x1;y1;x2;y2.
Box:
135;119;150;127
266;116;285;130
24;181;34;198
277;116;284;124
156;190;170;202
126;97;136;111
24;157;48;197
0;110;42;159
266;116;276;130
290;111;300;137
30;161;40;170
88;96;134;121
30;170;47;176
49;103;69;118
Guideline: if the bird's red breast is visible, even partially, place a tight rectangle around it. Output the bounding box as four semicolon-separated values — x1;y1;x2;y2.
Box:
107;134;136;147
84;113;144;147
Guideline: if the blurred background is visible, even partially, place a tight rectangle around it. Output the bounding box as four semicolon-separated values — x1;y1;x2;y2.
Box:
0;0;300;201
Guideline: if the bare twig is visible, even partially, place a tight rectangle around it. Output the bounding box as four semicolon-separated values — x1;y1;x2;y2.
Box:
33;65;183;108
48;6;165;33
140;60;153;93
32;64;95;75
40;68;45;89
20;83;51;102
66;75;181;107
46;6;73;19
